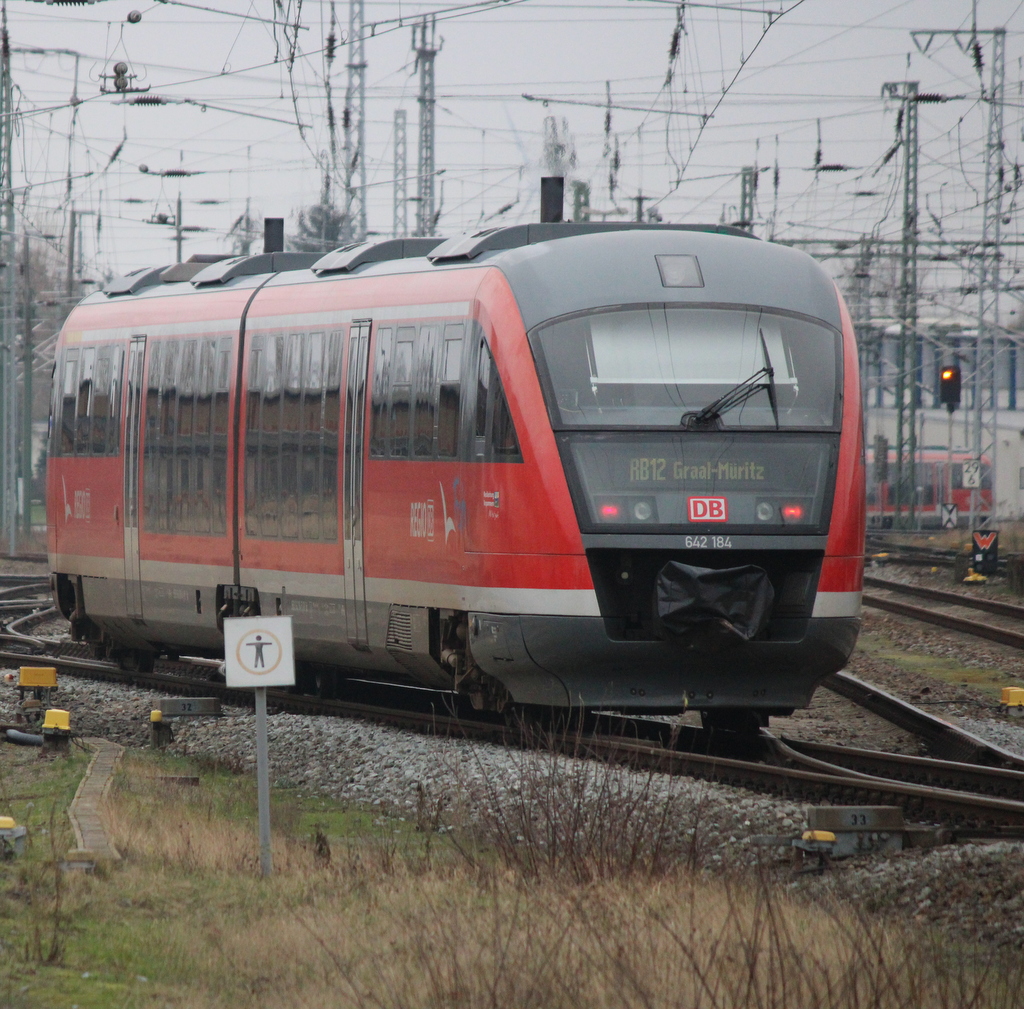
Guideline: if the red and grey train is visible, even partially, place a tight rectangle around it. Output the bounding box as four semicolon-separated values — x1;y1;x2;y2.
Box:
48;222;865;726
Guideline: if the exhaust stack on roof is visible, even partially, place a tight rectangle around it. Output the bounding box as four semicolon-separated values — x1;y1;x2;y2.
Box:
540;177;564;223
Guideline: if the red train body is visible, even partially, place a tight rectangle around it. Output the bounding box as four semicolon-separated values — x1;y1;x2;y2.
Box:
48;224;864;721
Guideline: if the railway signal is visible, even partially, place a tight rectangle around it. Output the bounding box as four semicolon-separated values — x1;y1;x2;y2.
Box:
939;364;961;412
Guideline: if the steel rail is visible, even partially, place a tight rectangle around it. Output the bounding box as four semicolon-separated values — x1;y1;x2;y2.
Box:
6;592;1024;828
862;592;1024;651
5;644;1024;827
824;671;1024;769
865;575;1024;620
780;736;1024;801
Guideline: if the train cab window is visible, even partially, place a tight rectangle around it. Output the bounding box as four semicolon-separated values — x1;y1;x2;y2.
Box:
437;325;464;459
532;305;839;429
390;328;415;457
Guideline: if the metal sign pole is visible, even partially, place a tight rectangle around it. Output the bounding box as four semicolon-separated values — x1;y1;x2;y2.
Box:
223;615;294;880
255;686;272;877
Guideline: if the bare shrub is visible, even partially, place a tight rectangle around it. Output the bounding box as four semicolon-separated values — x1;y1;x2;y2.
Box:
444;722;710;882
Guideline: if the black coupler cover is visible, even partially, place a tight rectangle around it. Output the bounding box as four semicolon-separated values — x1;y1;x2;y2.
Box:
654;562;774;643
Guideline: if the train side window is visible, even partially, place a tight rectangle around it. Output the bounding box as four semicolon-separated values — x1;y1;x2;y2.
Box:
951;463;962;489
59;350;78;455
301;331;324;540
212;338;231;535
390;327;415;457
473;339;522;463
322;329;343;541
193;340;215;535
473;340;490;458
142;342;162;531
369;326;392;458
260;336;285;538
106;347;123;456
160;342;180;533
245;337;264;537
177;340;197;533
437;324;464;459
75;347;96;455
280;334;304;540
413;324;440;458
90;351;111;455
490;379;522;462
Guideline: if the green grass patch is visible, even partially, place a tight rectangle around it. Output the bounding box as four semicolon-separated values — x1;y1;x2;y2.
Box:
856;627;1016;697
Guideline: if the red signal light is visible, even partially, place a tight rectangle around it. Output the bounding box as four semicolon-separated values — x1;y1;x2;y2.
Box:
600;504;620;518
781;504;804;521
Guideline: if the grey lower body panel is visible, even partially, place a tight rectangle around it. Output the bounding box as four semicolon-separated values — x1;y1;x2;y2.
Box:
470;612;860;711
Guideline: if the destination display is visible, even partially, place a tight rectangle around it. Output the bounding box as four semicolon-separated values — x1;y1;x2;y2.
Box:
564;433;835;531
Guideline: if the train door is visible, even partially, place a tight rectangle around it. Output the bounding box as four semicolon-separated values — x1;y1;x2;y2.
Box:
342;321;370;647
122;336;146;620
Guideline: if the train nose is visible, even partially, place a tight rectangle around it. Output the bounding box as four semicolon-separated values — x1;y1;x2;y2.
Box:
653;561;775;644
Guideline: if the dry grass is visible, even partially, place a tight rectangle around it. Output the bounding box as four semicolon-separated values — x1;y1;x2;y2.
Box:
57;751;1018;1008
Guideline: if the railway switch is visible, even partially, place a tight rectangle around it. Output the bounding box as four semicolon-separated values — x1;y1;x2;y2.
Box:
150;697;222;748
41;708;71;753
8;667;59;725
751;806;908;871
1000;687;1024;711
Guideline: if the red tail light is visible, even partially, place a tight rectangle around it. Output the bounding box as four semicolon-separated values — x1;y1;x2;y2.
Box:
781;504;804;521
600;504;620;518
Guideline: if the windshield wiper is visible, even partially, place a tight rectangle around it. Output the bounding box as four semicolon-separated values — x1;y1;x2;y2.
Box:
759;329;780;430
681;329;780;430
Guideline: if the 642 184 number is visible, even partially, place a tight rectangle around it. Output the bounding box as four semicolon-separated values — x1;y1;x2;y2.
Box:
684;536;733;549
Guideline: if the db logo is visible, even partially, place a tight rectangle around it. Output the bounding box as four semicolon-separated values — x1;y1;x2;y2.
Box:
687;496;728;522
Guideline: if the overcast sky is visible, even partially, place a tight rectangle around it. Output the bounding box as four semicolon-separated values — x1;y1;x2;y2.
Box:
6;0;1024;320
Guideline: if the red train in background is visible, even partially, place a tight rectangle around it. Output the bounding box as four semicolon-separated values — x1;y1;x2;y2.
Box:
48;221;864;729
866;448;992;528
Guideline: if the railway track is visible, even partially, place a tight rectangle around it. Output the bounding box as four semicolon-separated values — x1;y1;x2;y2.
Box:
863;575;1024;652
6;587;1024;829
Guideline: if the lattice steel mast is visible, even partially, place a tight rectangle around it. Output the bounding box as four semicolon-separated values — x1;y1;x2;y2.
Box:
882;80;919;529
413;17;439;237
344;0;367;242
393;109;407;238
911;26;1006;527
0;10;15;551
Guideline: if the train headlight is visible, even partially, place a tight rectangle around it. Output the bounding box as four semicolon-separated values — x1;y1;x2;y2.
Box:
756;501;774;522
633;500;653;521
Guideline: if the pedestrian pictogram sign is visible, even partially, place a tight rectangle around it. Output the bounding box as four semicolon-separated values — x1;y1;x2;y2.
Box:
223;616;295;688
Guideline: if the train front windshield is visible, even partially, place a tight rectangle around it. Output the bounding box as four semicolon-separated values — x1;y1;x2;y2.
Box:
533;305;839;430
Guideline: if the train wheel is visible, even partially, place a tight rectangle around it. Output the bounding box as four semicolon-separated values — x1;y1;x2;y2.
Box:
117;648;155;674
700;708;766;734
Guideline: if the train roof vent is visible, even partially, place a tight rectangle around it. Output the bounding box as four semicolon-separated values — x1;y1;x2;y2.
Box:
103;266;167;296
311;237;445;275
427;222;757;263
160;254;233;283
190;251;321;287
